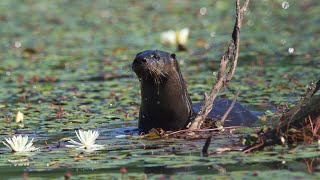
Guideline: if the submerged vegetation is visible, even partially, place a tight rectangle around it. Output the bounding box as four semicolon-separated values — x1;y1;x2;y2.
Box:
0;0;319;179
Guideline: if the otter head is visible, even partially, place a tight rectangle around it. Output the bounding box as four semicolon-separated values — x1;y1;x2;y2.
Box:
132;50;194;133
132;50;178;84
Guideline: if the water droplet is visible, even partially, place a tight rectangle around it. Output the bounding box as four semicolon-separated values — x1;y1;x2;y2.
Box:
288;48;294;54
109;103;113;107
6;71;11;76
142;115;145;118
156;101;160;104
282;1;289;9
144;98;148;101
199;7;207;16
14;41;21;48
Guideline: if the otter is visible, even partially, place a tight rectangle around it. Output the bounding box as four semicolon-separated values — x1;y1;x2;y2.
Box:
132;50;258;133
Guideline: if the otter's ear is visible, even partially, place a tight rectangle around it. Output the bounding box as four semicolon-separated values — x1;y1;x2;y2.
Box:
170;53;176;59
136;52;142;57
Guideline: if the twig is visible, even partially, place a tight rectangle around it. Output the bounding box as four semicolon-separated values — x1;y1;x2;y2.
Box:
202;90;240;153
243;140;264;153
189;0;250;130
243;80;320;152
168;126;248;136
312;79;320;96
202;135;212;156
277;80;319;133
219;90;240;127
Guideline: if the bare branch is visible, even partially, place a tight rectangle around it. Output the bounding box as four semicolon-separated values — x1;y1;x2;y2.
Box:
189;0;250;130
218;90;240;127
277;80;319;130
169;126;247;136
202;135;212;156
243;80;320;152
241;0;250;13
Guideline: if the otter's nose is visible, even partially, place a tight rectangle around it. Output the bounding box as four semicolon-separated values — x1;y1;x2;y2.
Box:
133;57;147;65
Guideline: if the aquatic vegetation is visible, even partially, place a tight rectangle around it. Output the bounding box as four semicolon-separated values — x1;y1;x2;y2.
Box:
0;0;319;179
2;135;38;152
66;130;105;151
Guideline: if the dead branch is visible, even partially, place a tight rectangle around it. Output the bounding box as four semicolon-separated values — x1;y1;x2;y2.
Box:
218;90;240;127
168;126;247;136
201;90;241;154
202;135;212;156
243;80;320;152
277;80;319;132
189;0;250;130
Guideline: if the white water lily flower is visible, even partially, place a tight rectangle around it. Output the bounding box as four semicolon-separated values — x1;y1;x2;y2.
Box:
160;30;177;45
176;28;189;46
66;130;105;150
160;28;189;46
15;111;24;123
3;135;38;152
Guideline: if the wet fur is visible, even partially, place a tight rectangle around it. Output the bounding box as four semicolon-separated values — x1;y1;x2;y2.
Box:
132;50;193;132
132;50;258;133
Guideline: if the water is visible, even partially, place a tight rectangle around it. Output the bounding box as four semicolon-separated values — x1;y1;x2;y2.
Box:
0;0;319;179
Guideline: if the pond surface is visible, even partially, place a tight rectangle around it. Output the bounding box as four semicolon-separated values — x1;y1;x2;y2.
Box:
0;0;319;179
